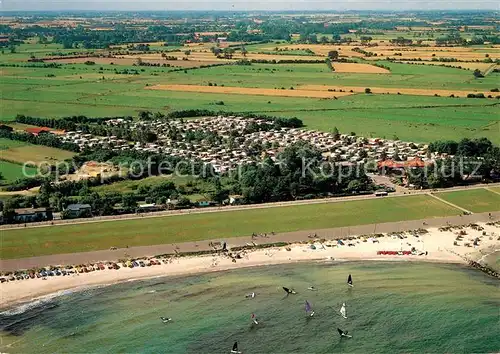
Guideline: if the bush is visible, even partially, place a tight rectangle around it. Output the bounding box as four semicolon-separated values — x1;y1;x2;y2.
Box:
467;93;485;98
365;88;372;94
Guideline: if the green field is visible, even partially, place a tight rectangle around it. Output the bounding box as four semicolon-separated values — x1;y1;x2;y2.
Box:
436;188;500;213
488;187;500;195
0;138;29;150
0;194;460;259
91;175;226;203
1;44;499;143
0;143;75;165
0;160;37;184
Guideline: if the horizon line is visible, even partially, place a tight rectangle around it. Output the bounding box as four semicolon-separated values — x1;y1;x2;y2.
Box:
1;9;499;13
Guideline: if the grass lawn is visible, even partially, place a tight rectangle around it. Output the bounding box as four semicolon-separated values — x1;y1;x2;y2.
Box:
487;187;500;195
0;160;37;184
0;194;459;259
436;188;500;213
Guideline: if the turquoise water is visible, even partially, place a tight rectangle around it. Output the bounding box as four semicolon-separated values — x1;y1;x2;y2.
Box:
1;262;499;353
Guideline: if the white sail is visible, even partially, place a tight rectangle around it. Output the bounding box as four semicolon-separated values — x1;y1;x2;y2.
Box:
340;303;347;318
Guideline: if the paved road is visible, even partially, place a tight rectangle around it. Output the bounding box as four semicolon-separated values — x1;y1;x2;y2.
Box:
1;183;499;232
1;211;498;272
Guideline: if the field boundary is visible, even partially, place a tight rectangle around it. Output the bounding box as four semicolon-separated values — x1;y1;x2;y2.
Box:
427;193;472;213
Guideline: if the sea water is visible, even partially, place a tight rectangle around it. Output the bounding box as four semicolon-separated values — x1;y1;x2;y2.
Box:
1;262;499;353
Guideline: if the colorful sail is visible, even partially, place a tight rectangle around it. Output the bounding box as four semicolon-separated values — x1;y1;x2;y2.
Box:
305;300;315;316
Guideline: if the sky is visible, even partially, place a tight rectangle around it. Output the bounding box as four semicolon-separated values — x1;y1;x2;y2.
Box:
1;0;498;11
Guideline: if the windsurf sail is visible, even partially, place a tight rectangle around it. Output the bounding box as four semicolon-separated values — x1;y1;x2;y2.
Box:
347;274;353;287
337;328;352;338
231;341;241;354
251;313;259;325
222;242;227;251
305;300;315;316
340;303;347;319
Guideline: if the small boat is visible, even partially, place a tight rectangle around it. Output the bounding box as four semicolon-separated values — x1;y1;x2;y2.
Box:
245;292;255;299
231;341;242;354
347;274;353;287
307;286;317;291
160;317;172;323
283;287;297;295
305;300;315;317
337;328;352;338
340;303;347;319
251;313;258;325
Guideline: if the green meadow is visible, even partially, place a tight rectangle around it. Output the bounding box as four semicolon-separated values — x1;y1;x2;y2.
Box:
0;161;37;184
436;188;500;213
1;46;499;143
0;194;460;259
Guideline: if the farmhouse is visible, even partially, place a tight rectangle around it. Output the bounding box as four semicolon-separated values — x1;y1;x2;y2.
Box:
25;127;53;136
65;204;92;218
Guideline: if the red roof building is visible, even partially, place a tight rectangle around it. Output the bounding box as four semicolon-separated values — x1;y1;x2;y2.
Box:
377;157;427;170
25;127;52;136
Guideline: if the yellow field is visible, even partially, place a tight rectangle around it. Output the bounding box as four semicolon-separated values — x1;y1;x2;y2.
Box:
147;84;354;98
269;43;500;61
366;49;499;61
299;85;496;98
331;62;390;73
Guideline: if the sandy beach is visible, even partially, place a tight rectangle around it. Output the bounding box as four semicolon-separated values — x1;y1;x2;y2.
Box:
1;222;498;310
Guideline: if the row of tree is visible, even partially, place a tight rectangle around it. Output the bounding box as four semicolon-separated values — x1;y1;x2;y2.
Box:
0;128;79;152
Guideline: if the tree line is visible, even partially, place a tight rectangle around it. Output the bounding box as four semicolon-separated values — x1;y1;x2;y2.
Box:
0;128;79;152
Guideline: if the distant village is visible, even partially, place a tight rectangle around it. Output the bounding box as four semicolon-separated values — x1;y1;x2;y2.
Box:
59;115;431;173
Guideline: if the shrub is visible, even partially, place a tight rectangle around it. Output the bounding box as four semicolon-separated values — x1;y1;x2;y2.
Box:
365;88;372;94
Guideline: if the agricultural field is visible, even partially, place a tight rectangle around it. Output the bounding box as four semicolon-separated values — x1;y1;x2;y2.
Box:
436;188;500;213
0;142;75;165
0;15;499;146
0;161;37;184
90;174;214;199
147;84;355;98
0;194;460;259
1;58;498;142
